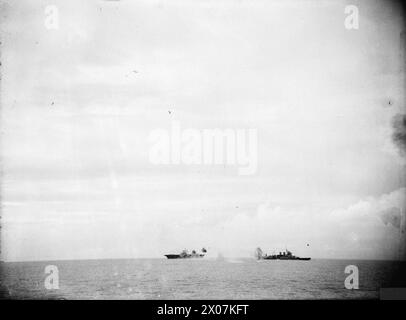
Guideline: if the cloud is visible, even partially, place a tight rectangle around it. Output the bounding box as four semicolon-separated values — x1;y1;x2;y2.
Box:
1;0;405;262
380;207;402;229
219;188;406;260
392;113;406;157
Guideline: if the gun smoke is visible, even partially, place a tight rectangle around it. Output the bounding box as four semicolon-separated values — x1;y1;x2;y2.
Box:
392;113;406;158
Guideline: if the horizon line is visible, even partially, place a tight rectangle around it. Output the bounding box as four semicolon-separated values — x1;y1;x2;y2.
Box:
2;256;405;263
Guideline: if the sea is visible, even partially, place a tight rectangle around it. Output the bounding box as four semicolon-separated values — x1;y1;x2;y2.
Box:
0;258;404;299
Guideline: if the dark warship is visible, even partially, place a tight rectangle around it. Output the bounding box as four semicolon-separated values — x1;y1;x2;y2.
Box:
255;247;310;260
165;248;207;259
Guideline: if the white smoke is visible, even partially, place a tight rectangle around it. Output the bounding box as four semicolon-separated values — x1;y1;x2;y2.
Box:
220;188;406;260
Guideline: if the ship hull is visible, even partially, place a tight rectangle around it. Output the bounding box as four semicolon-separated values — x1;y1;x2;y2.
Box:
263;256;311;261
165;254;205;259
258;247;311;261
165;254;181;259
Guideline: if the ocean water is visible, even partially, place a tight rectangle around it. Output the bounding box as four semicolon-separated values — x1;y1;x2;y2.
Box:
0;258;404;299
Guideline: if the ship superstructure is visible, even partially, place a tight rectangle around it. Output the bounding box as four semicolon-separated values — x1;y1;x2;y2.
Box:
255;247;310;260
165;248;207;259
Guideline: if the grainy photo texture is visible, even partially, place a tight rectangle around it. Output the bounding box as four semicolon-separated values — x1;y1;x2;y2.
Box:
0;0;405;300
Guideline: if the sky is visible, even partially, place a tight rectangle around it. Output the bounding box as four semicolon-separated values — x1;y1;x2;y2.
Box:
0;0;405;261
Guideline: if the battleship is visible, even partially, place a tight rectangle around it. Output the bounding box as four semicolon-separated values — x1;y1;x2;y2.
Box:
255;247;311;260
165;248;207;259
